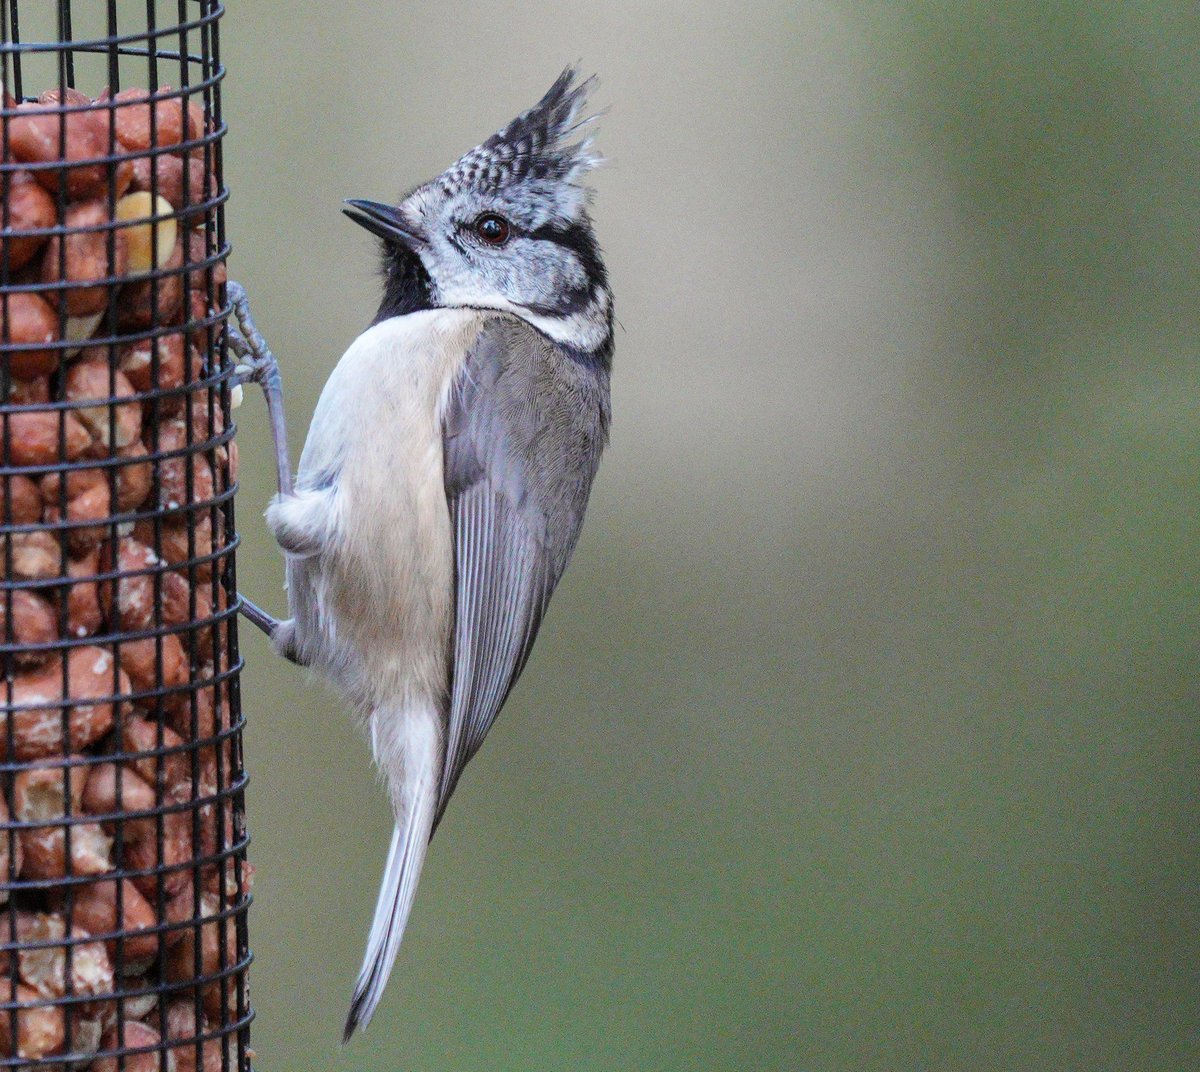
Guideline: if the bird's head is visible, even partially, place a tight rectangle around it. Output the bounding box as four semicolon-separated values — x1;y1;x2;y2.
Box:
345;67;611;359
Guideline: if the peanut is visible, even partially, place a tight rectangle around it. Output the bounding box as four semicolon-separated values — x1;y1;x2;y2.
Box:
0;588;58;662
188;584;226;662
166;999;227;1072
93;1020;168;1072
64;353;143;450
98;537;192;632
119;631;189;697
131;154;214;217
119;717;188;793
117;191;178;273
68;1011;106;1062
4;473;44;523
203;858;253;904
5;529;62;580
111;332;202;395
0;982;65;1060
1;290;60;379
40;199;130;316
186;227;227;303
121;806;192;901
3;910;112;998
64;308;106;357
7;103;132;200
163;890;239;1020
114;440;154;511
113;86;198;151
3;374;50;405
36;87;93;108
65;549;103;638
40;441;153;515
68;879;160;966
1;408;91;465
118;235;184;328
38;462;105;505
43;481;114;553
154;420;217;516
167;671;229;743
82;762;157;820
1;171;56;272
133;517;214;579
1;645;126;760
11;762;114;879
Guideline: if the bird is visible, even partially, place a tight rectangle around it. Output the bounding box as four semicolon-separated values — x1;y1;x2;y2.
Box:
227;67;613;1039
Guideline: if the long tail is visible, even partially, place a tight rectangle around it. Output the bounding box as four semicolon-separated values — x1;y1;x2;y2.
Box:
343;707;440;1041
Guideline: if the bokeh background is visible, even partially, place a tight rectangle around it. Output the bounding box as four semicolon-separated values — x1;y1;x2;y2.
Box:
216;3;1197;1070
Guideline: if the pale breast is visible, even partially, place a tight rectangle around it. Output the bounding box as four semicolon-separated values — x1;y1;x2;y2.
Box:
288;308;487;707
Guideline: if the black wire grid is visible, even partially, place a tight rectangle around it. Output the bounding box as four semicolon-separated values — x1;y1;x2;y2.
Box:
1;2;250;1068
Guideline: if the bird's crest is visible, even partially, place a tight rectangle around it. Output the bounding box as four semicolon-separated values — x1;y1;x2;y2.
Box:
439;66;604;198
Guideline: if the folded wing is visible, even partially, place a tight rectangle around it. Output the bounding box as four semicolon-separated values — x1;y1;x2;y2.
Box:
437;316;609;824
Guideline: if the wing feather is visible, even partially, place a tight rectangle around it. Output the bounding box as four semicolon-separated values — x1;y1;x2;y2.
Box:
436;317;607;824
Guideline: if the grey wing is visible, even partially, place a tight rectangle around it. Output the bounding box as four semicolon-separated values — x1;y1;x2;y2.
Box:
436;317;609;824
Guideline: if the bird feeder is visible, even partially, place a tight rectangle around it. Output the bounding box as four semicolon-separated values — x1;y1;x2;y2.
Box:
1;2;251;1068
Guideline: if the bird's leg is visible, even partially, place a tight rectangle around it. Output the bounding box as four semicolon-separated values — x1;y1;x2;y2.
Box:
238;595;283;641
238;595;306;667
226;280;293;498
226;282;304;662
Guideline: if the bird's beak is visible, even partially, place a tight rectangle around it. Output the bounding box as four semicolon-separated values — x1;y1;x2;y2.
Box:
342;199;426;249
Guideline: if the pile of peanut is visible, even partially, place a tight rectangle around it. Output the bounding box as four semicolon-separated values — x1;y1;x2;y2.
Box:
2;86;245;1070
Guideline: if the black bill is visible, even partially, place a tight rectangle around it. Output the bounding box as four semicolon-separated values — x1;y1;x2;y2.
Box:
342;199;425;248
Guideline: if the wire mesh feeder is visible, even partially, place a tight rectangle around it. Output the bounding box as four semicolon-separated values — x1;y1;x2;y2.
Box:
0;2;251;1069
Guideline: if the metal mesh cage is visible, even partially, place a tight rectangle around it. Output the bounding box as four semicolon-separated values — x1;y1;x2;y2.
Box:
1;2;250;1068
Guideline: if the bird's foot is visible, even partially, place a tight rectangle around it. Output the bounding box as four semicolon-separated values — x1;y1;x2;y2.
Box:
238;594;305;665
225;281;294;497
227;281;279;387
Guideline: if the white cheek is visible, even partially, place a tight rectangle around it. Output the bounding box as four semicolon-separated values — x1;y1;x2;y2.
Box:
425;237;591;336
438;275;501;307
430;249;499;307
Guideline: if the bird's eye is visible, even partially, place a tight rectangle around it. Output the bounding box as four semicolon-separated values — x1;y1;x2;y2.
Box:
474;213;511;245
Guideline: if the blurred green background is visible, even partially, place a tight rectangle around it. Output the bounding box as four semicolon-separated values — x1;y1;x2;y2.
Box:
214;3;1198;1070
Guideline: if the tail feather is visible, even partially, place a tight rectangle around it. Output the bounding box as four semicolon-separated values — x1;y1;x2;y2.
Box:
343;710;439;1041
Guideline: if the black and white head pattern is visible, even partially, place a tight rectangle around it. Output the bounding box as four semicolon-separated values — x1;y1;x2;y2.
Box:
394;67;611;356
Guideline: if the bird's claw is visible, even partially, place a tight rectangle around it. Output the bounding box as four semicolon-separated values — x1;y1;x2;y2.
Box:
223;280;294;497
225;281;279;388
231;352;275;389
